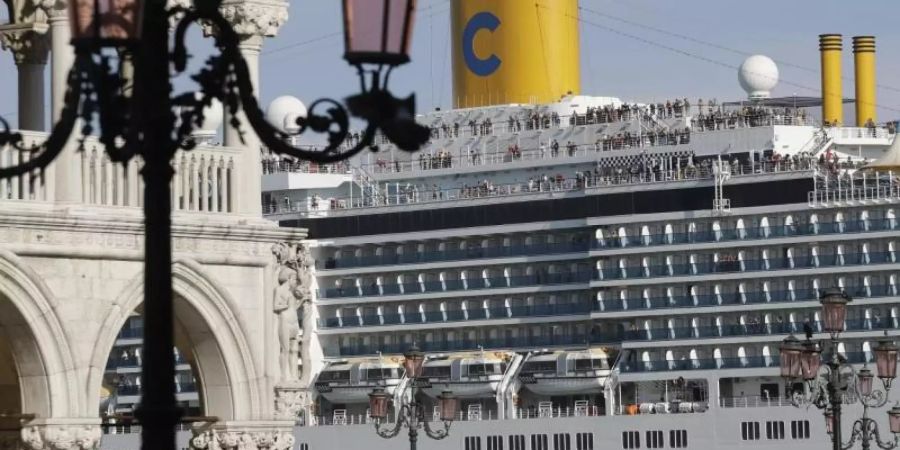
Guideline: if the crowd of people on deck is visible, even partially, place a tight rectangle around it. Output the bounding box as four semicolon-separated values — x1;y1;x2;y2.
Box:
691;106;810;131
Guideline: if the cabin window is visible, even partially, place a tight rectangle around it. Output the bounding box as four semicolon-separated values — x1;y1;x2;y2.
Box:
317;370;350;382
669;430;687;448
766;421;785;440
576;433;594;450
791;420;810;439
622;431;640;449
487;436;503;450
741;422;761;440
531;434;549;450
423;365;452;378
465;437;482;450
645;431;664;449
574;359;601;371
521;361;556;374
553;434;571;450
509;435;526;450
299;444;309;450
365;368;395;380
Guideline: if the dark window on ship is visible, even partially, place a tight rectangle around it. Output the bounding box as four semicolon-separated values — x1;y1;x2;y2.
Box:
317;370;350;382
576;432;594;450
521;361;557;374
741;422;761;440
531;434;549;450
553;433;571;450
509;435;526;450
791;420;811;439
574;359;601;371
766;421;785;440
622;431;640;449
423;365;452;378
669;430;687;448
645;431;664;449
465;437;482;450
487;436;504;450
299;444;309;450
364;368;394;380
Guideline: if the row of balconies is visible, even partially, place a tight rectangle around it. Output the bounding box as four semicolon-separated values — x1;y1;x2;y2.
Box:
622;348;875;374
317;246;894;299
318;275;898;331
314;209;896;271
596;247;896;282
318;270;593;299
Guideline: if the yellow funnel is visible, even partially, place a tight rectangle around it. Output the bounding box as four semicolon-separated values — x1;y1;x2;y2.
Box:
853;36;877;127
819;34;843;126
452;0;580;108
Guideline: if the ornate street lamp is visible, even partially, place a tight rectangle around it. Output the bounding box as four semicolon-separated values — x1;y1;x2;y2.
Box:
782;289;900;450
0;0;429;448
369;346;458;450
821;287;851;338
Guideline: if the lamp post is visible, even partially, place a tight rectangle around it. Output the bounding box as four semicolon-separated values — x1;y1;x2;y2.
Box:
0;0;427;449
368;346;459;450
781;289;900;450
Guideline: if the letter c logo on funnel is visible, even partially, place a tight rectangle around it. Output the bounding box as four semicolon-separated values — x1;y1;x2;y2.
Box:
462;12;501;77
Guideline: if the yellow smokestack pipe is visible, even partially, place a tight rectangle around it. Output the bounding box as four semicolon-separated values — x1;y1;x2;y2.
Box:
819;34;843;126
853;36;877;127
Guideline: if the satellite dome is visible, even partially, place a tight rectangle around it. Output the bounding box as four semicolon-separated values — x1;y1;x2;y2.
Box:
738;55;779;100
266;95;307;134
195;97;223;134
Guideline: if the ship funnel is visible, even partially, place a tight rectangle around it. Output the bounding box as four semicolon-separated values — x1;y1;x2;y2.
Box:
819;34;843;126
853;36;877;127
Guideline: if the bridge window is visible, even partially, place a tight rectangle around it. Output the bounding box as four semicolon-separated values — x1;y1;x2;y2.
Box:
669;430;687;448
576;433;594;450
509;435;526;450
741;422;761;440
791;420;810;439
553;433;571;450
645;431;664;449
622;431;641;449
531;434;549;450
766;421;785;440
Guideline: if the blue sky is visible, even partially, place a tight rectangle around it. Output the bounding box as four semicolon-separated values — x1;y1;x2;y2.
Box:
1;0;899;127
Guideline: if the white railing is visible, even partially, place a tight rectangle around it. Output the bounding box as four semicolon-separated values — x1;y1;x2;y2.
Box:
827;126;894;141
0;131;52;201
265;160;817;216
719;396;793;408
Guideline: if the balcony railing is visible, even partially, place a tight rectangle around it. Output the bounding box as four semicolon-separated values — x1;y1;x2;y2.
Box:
593;219;899;250
613;318;900;344
318;271;594;299
620;352;869;374
336;333;597;357
596;251;897;282
319;303;593;329
319;241;590;270
596;284;897;313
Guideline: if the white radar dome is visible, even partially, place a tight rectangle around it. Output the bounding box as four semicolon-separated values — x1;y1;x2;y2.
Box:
196;97;223;134
738;55;779;100
266;95;307;134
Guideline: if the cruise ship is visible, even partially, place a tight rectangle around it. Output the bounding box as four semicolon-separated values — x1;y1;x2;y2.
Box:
100;7;900;450
254;35;900;450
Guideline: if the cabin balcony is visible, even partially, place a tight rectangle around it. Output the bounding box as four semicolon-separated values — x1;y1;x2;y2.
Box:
594;276;899;315
318;270;594;300
592;216;899;252
592;245;898;285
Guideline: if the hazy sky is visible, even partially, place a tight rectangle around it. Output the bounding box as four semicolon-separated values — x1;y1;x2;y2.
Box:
1;0;899;127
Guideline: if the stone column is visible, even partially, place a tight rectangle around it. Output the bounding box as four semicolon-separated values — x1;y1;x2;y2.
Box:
0;27;49;131
219;0;287;216
48;7;82;203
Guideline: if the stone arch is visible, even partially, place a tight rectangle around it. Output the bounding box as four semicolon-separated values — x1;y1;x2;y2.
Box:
0;249;79;418
87;259;262;419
